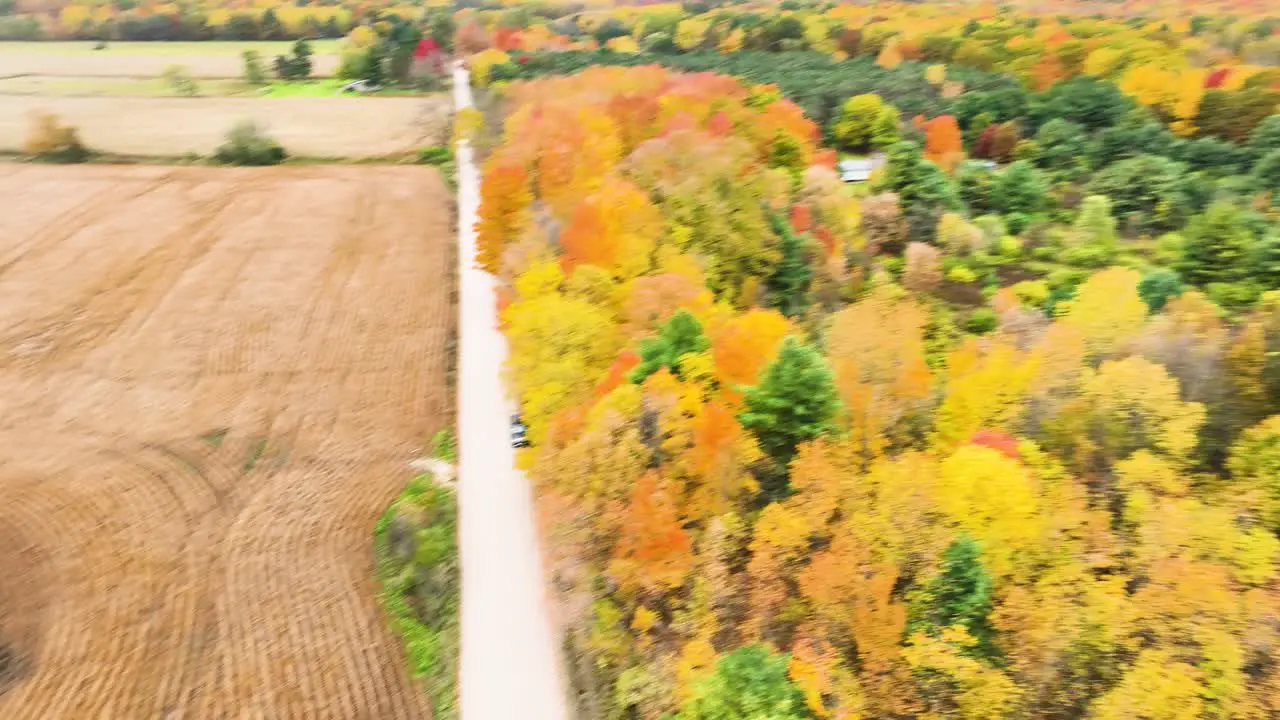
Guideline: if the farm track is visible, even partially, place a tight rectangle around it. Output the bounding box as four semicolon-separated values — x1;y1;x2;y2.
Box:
0;164;451;719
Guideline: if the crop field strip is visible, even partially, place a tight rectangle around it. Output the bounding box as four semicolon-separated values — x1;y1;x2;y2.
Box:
0;95;452;158
0;164;451;718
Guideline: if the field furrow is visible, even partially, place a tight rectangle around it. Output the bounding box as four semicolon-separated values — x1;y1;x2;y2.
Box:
0;164;450;719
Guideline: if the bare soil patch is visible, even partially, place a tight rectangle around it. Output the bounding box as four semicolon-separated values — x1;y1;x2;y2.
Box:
0;163;453;718
0;94;452;157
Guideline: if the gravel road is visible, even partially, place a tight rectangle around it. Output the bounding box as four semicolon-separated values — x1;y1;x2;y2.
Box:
453;62;570;720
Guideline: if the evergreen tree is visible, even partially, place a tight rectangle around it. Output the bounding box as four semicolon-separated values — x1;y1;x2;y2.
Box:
1254;233;1280;290
1034;118;1088;176
630;310;711;384
911;534;996;658
767;132;804;177
1179;201;1255;287
766;213;812;318
738;337;841;468
273;38;313;80
1138;269;1184;312
677;645;811;720
875;141;960;243
1248;114;1280;160
259;7;283;40
1254;148;1280;197
990;160;1048;217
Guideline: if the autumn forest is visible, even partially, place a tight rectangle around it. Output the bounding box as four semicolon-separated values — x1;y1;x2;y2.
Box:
455;0;1280;717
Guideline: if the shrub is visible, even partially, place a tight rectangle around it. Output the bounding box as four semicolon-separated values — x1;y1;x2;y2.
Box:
214;120;286;166
23;112;90;163
1061;243;1114;268
965;307;998;333
162;64;200;96
994;235;1021;257
430;429;456;462
1011;279;1050;307
947;265;978;284
242;50;266;85
274;39;313;81
375;477;459;718
417;145;453;166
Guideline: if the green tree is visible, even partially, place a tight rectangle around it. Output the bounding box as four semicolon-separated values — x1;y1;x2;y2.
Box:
1033;118;1088;176
1086;154;1187;233
1027;75;1133;132
1248;114;1280;160
630;309;711;384
1254;148;1280;197
875;141;960;242
677;645;811;720
1255;233;1280;290
274;38;313;80
766;213;812;318
910;534;996;658
956;162;993;214
768;131;805;177
1179;201;1255;287
989;160;1048;227
1138;269;1184;312
241;49;266;85
739;337;841;468
259;7;283;40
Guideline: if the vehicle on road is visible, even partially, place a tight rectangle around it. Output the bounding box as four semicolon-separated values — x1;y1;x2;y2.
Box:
510;415;530;448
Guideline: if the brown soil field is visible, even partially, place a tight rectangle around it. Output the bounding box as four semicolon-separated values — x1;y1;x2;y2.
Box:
0;42;341;78
0;163;452;719
0;94;452;157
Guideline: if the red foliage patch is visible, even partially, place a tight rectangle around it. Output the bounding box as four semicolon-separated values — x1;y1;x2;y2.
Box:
969;428;1021;461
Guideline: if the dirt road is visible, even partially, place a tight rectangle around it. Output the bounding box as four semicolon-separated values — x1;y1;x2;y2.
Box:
0;164;450;718
453;64;569;719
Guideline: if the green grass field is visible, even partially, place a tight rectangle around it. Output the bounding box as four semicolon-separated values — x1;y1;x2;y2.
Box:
0;40;342;55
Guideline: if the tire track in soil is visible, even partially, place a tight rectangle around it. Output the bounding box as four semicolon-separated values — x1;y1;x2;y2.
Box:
0;165;450;719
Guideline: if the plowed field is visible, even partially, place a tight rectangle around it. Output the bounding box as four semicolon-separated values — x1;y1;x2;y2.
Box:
0;164;452;719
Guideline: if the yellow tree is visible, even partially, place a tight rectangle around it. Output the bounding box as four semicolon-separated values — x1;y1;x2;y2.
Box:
1060;267;1147;357
503;279;621;440
934;339;1039;450
876;38;904;69
935;444;1045;582
674;17;710;51
1081;356;1206;468
718;28;744;54
825;286;933;463
903;626;1022;719
744;502;810;643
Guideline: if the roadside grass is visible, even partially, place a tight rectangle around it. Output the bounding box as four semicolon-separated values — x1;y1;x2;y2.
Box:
374;472;459;720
